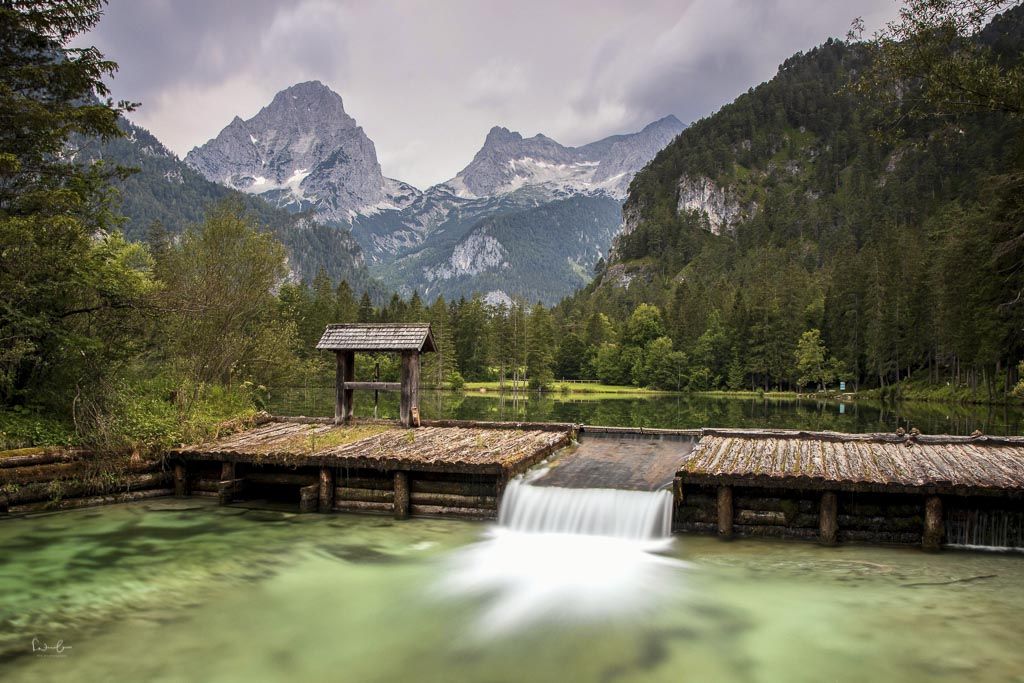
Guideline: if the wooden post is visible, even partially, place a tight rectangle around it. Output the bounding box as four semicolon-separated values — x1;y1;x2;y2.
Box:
218;461;237;505
335;351;355;424
819;491;838;545
393;471;409;519
400;351;421;428
923;495;943;551
299;484;319;513
717;486;733;538
318;466;334;513
174;463;187;497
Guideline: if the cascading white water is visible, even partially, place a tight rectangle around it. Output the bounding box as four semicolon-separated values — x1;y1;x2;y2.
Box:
440;474;686;636
945;509;1024;550
498;479;673;539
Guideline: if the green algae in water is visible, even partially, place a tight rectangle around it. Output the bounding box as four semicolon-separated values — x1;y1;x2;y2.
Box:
2;502;1024;682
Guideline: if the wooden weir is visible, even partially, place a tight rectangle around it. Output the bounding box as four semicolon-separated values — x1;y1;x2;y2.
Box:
674;428;1024;550
169;417;574;520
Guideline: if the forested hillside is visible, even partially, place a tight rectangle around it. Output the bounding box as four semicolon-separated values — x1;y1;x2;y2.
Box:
555;5;1024;396
78;120;373;288
379;195;622;305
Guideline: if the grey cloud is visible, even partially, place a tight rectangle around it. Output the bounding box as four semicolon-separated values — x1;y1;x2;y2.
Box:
86;0;899;188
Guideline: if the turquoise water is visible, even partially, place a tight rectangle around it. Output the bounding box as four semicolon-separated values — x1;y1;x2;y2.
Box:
2;500;1024;682
267;387;1024;435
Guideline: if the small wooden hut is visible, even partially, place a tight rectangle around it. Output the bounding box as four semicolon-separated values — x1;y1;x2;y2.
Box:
316;323;436;428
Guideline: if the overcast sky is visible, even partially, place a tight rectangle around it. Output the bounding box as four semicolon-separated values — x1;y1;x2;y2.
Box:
85;0;899;189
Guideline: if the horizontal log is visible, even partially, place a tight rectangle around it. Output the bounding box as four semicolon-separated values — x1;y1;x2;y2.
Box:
335;486;394;503
341;381;402;392
410;479;496;496
673;521;718;534
733;496;816;514
334;500;393;514
0;447;86;469
735;509;786;526
420;419;576;433
336;476;393;491
841;503;921;517
410;504;496;520
8;488;173;513
192;490;217;498
244;472;318;486
838;515;922;533
0;459;162;485
3;472;172;505
410;491;497;509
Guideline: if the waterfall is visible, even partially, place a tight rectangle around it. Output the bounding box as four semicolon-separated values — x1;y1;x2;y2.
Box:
945;509;1024;550
440;475;685;635
498;479;673;539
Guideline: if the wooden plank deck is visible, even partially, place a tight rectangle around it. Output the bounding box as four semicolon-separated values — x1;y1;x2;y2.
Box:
680;430;1024;496
534;434;696;491
172;419;573;476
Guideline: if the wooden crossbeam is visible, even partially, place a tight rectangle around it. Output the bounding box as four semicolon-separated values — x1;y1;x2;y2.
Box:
341;381;402;391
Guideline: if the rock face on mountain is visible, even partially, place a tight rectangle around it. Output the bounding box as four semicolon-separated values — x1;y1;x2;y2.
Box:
441;115;684;199
676;175;755;235
185;81;402;223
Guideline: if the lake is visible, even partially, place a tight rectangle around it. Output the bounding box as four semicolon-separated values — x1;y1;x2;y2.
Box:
267;387;1024;436
3;500;1024;683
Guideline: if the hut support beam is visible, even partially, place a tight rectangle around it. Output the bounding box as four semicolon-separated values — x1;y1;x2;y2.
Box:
335;351;355;424
717;486;733;538
819;491;838;545
393;471;410;519
318;467;334;513
399;351;421;428
923;495;943;551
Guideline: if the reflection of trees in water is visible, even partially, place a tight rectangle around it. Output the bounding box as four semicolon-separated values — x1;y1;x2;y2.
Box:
265;388;1022;436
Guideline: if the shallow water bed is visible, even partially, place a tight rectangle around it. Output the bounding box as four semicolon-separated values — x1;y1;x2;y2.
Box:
2;501;1024;682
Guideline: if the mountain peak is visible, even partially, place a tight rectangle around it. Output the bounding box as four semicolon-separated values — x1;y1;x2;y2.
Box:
646;114;683;129
185;82;384;222
445;116;686;199
483;126;523;146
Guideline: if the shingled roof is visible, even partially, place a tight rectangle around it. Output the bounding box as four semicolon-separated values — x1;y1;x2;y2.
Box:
316;323;436;352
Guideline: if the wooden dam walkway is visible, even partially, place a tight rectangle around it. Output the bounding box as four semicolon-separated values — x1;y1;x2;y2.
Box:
170;417;573;520
167;418;1024;549
534;430;696;491
674;429;1024;550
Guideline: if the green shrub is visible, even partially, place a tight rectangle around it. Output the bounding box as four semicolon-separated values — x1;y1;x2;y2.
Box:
0;408;76;449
